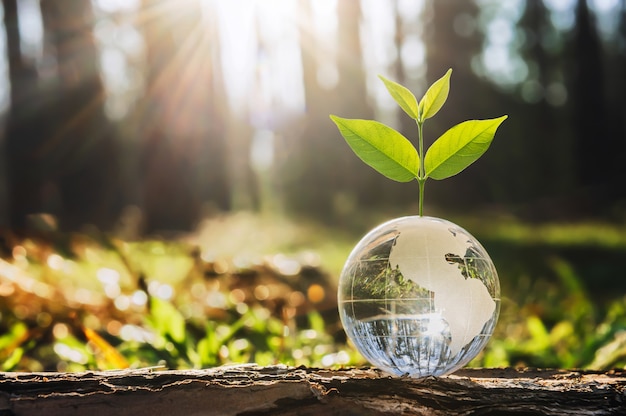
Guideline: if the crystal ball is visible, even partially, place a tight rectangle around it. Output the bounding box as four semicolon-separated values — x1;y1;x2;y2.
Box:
338;216;500;377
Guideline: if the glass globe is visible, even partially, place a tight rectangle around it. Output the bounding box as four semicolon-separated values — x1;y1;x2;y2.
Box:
338;216;500;377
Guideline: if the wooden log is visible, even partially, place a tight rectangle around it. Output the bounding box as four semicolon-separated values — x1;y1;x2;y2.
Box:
1;365;625;415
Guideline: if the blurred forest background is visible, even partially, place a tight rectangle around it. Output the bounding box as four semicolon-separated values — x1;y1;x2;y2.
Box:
1;0;626;373
0;0;625;232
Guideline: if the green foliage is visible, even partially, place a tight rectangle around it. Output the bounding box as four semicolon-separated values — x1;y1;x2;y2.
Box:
0;223;348;371
331;69;507;215
0;321;27;371
148;297;187;345
417;68;451;121
3;215;626;373
328;116;419;182
425;116;508;180
378;75;418;119
475;254;626;370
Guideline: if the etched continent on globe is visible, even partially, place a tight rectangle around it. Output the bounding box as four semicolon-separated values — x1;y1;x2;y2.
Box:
388;219;496;356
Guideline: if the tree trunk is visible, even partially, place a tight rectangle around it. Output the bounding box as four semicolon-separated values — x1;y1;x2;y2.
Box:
39;0;120;230
1;365;624;415
3;0;46;230
136;0;230;232
280;0;374;221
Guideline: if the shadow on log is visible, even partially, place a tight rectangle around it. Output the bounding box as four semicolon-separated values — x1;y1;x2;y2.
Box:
1;365;625;415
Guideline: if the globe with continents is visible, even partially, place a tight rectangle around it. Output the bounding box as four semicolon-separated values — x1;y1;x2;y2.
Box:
338;216;500;377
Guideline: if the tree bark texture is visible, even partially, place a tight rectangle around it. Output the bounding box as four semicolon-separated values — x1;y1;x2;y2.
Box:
0;366;624;415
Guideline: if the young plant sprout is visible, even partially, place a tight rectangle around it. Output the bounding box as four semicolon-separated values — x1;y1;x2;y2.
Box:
330;70;506;378
330;69;507;216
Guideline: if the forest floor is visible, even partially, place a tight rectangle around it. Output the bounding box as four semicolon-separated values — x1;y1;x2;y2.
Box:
2;211;626;372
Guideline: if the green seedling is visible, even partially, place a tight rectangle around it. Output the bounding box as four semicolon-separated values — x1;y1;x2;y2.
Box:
330;69;507;216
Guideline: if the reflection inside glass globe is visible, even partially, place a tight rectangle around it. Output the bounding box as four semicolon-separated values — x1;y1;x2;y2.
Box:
338;216;500;377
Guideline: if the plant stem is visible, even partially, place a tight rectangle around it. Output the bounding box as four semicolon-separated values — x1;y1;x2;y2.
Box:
418;178;425;216
418;121;425;178
417;120;426;216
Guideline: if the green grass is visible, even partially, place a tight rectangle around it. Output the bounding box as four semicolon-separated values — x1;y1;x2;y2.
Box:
1;211;626;372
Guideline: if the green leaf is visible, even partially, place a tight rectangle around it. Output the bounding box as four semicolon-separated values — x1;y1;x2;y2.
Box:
2;347;24;371
149;297;186;344
418;68;452;122
424;115;507;180
378;75;419;119
330;115;419;182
